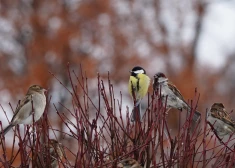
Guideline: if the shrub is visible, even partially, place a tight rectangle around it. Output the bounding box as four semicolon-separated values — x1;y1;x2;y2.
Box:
0;65;234;167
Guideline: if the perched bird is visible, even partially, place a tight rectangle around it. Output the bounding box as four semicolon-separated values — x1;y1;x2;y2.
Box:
153;72;201;122
207;103;235;137
128;66;150;122
34;139;63;168
117;158;143;168
2;85;47;135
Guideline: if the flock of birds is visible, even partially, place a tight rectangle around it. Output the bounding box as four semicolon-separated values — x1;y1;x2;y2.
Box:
0;66;234;167
128;66;235;137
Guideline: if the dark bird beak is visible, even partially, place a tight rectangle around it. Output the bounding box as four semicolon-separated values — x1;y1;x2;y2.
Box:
43;88;48;93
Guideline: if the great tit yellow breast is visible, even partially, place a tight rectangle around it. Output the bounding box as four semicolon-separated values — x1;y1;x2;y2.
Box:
128;74;150;99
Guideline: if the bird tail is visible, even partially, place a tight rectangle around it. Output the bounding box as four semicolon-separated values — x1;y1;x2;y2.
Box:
131;103;143;122
2;124;14;135
191;110;201;123
184;104;201;123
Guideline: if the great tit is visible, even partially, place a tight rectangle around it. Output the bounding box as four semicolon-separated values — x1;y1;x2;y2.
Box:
128;66;150;122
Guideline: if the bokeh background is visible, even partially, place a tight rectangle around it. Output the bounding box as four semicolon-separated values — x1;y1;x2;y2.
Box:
1;0;235;164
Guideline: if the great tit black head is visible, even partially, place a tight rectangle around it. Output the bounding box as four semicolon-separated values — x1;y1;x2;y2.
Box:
130;66;146;77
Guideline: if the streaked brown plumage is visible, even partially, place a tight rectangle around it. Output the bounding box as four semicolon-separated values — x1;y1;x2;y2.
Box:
153;72;201;122
34;139;63;168
117;158;143;168
207;103;235;137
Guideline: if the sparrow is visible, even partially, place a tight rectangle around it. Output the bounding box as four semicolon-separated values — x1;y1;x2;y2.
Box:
128;66;150;122
117;158;143;168
207;103;235;137
153;72;201;122
34;139;63;168
2;85;47;135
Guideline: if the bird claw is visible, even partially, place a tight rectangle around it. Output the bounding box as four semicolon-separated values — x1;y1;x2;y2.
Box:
165;108;171;116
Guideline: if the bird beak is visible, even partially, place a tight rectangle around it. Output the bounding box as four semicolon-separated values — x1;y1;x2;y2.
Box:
129;70;132;73
43;88;47;93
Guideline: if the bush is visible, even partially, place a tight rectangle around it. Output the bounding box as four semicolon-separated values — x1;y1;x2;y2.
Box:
0;65;234;167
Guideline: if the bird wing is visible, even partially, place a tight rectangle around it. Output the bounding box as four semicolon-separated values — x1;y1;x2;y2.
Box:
129;76;142;100
11;93;32;122
220;112;235;127
128;76;138;95
211;108;235;127
222;116;235;127
167;82;186;101
167;81;191;110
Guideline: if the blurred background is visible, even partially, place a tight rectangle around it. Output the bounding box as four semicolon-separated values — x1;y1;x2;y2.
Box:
1;0;235;159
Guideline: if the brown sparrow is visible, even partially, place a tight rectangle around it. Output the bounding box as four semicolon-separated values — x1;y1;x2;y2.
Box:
117;158;143;168
207;103;235;137
2;85;47;135
153;72;201;122
34;139;63;168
